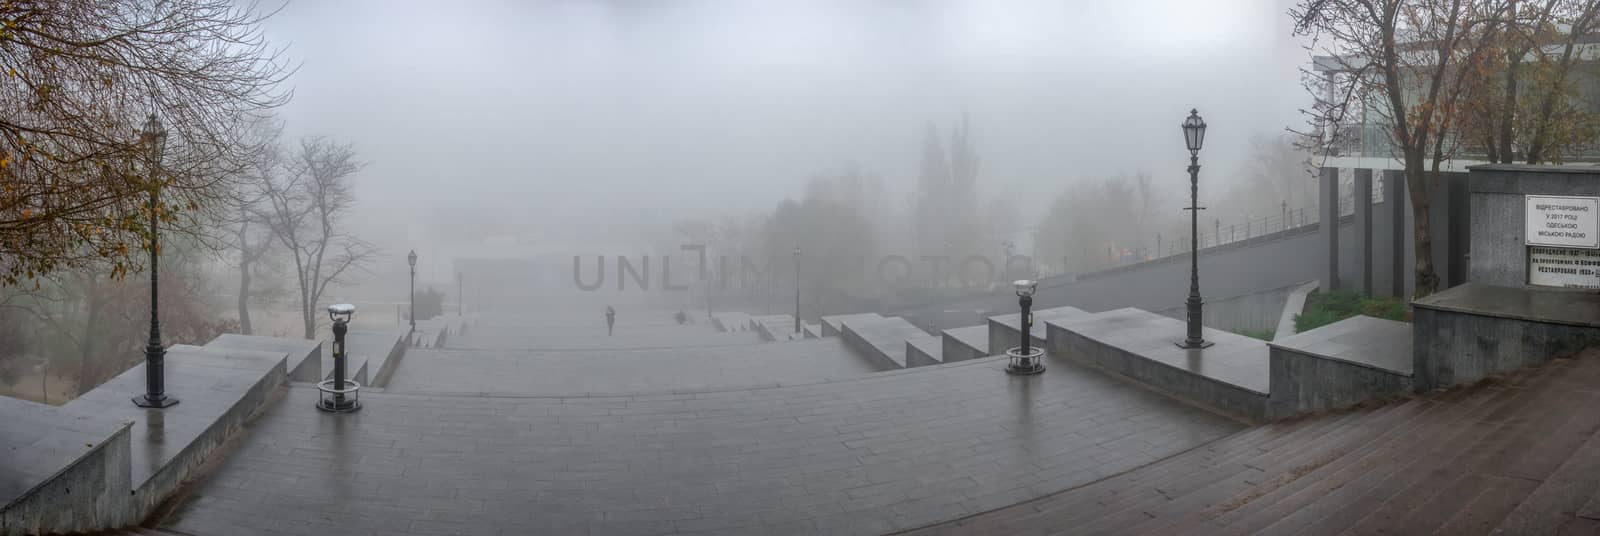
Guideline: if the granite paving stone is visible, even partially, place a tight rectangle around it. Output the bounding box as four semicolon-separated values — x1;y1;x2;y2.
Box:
159;354;1239;535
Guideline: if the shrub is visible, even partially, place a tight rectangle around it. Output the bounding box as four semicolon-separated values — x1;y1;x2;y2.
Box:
1294;289;1407;332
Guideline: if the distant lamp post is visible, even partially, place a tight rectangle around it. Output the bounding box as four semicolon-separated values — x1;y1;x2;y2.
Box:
1178;109;1213;349
133;113;177;408
316;304;361;413
793;247;801;334
457;271;464;316
1005;279;1045;375
407;249;417;340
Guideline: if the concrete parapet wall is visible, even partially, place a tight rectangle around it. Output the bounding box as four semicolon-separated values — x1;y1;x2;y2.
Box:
1265;346;1411;420
1275;281;1318;338
129;348;286;517
1414;306;1600;391
1045;311;1268;423
0;400;134;536
206;334;321;383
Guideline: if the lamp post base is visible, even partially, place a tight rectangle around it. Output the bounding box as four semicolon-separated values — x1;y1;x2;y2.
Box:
315;379;363;413
1004;347;1047;375
132;394;179;408
1174;339;1214;350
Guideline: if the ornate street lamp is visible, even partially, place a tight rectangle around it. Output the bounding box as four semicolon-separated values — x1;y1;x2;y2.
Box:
1005;279;1045;375
407;249;417;340
1178;109;1213;349
793;246;801;334
316;304;361;413
133;113;177;408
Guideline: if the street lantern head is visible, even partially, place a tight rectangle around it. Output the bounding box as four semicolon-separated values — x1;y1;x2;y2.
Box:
327;303;355;323
141;113;167;162
407;249;417;267
1013;279;1038;298
1182;109;1206;155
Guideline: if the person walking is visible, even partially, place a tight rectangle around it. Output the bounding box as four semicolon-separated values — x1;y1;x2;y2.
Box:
605;306;616;336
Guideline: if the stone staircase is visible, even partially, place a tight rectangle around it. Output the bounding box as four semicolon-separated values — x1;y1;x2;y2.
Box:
908;350;1600;535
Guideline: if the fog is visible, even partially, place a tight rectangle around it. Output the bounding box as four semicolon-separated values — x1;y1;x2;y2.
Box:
259;0;1312;266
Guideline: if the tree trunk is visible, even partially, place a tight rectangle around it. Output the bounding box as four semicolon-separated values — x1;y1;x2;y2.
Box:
302;303;315;340
237;260;253;336
1406;160;1440;298
77;281;102;396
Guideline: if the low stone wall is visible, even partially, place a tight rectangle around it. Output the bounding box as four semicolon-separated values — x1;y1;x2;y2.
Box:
1266;346;1411;419
1045;309;1269;423
1264;315;1413;419
0;399;134;536
1413;284;1600;391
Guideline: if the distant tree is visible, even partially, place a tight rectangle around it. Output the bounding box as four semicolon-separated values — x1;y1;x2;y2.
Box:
1036;179;1142;275
404;287;444;322
259;137;375;339
0;0;290;285
1460;0;1600;163
913;116;982;260
0;237;233;396
765;168;880;308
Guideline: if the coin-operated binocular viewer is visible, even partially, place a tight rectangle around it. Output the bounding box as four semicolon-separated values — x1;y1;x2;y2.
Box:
1005;280;1045;375
316;303;362;413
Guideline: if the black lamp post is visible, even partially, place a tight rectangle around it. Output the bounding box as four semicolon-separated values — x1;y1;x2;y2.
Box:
316;303;361;413
133;113;177;408
1005;279;1045;375
457;271;464;316
793;246;801;334
407;249;417;340
1177;109;1213;349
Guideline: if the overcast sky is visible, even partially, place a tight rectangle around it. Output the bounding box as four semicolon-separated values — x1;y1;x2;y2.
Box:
259;0;1312;258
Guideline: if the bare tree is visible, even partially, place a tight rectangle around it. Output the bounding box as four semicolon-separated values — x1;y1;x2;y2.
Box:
0;0;291;285
259;137;374;339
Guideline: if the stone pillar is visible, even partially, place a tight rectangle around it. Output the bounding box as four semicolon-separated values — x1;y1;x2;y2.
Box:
1385;170;1406;298
1355;169;1373;295
1320;166;1340;291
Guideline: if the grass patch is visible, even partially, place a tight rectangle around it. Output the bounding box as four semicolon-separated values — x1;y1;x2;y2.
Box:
1294;289;1408;332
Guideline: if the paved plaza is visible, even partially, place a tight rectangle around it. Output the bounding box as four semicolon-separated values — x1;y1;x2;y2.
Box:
157;354;1240;535
385;338;885;396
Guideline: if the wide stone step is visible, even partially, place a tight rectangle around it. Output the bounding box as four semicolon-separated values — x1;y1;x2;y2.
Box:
821;312;883;337
905;335;944;367
838;316;929;369
940;325;989;363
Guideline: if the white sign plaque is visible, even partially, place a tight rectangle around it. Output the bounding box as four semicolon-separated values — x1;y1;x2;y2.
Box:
1526;195;1600;248
1528;246;1600;289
